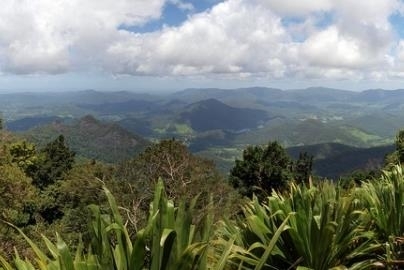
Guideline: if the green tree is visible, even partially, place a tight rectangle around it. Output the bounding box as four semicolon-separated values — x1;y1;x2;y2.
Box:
230;141;292;199
384;129;404;168
293;152;313;185
9;141;39;177
31;135;75;189
115;139;238;228
0;163;38;257
396;130;404;164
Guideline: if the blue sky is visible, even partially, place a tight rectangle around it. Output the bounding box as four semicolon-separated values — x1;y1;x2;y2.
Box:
2;0;404;92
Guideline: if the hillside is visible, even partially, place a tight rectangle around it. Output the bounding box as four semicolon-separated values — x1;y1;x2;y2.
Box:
288;143;394;178
179;98;269;132
3;87;404;166
234;118;388;148
24;115;148;163
77;99;158;115
6;116;67;132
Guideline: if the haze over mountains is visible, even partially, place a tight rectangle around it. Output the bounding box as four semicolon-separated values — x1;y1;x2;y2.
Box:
2;86;403;178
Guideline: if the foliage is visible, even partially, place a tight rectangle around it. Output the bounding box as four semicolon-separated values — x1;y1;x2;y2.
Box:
7;164;404;269
272;183;375;269
396;130;404;164
9;141;40;178
384;129;404;168
5;121;404;270
30;135;75;189
359;165;404;266
0;163;38;257
229;141;293;199
293;152;313;185
0;180;216;270
218;182;377;270
115;138;239;227
24;115;148;163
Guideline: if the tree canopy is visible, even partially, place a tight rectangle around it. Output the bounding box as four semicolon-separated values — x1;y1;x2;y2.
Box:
230;141;293;199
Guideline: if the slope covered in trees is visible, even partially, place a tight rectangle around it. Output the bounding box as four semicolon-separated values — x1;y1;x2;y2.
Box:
2;118;404;269
24;115;148;163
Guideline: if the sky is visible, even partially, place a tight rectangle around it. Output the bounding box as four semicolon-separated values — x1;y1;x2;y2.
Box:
2;0;404;92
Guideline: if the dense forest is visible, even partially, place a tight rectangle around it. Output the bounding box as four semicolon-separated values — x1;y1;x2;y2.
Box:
1;121;404;269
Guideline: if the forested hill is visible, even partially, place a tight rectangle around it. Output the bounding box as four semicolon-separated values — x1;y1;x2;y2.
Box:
288;143;394;178
179;98;269;132
23;115;148;163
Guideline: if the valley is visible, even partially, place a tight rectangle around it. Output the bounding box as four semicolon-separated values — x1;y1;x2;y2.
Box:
2;86;403;178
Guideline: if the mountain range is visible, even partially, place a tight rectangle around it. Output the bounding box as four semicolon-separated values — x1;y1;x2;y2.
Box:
2;86;404;178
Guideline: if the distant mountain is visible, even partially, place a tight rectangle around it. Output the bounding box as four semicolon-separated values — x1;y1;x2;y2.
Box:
118;118;154;137
173;87;284;102
171;87;356;107
179;98;269;132
0;90;158;107
288;143;394;179
78;99;157;114
344;113;404;138
235;118;387;148
171;87;285;109
6;116;67;132
285;87;357;103
356;89;404;103
24;115;148;163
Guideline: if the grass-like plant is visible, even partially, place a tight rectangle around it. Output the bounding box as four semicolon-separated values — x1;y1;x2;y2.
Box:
0;179;216;270
7;166;404;269
359;165;404;267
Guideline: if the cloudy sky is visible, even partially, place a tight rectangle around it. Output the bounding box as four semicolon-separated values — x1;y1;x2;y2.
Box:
1;0;404;92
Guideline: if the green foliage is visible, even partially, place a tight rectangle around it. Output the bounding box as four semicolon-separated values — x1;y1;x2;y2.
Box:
6;122;404;270
293;152;313;185
217;182;376;270
115;138;238;227
273;183;375;269
24;115;148;163
30;135;75;189
0;180;215;270
7;164;404;269
9;141;39;178
358;165;404;265
0;164;37;226
396;130;404;164
0;163;38;257
384;129;404;168
230;141;293;199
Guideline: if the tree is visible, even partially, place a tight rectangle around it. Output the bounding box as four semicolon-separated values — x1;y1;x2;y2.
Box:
396;130;404;164
230;141;292;199
30;135;75;189
384;129;404;168
293;152;313;185
115;139;238;228
117;139;226;199
9;141;39;177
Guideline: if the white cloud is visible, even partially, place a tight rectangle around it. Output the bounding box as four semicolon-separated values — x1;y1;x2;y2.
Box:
105;0;289;77
1;0;404;83
0;0;166;74
168;0;194;11
258;0;333;17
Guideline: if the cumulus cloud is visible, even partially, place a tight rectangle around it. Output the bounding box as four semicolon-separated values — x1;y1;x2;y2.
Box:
0;0;404;82
0;0;166;74
106;0;289;77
